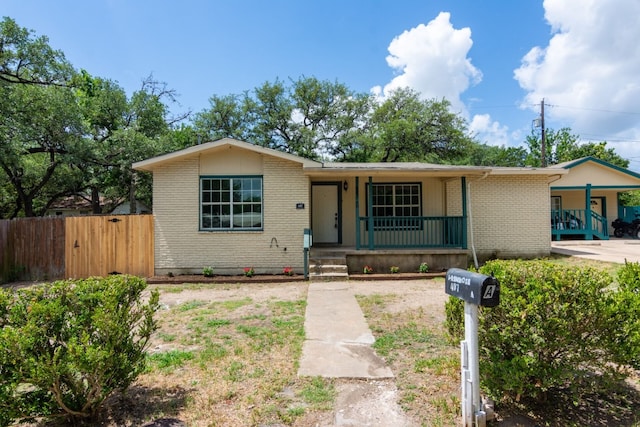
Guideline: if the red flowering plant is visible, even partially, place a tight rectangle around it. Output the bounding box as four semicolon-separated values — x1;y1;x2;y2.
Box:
243;267;254;277
363;265;374;274
283;267;294;276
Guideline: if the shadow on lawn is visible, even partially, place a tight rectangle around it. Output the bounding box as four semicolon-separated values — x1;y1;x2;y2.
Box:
496;376;640;426
94;385;192;427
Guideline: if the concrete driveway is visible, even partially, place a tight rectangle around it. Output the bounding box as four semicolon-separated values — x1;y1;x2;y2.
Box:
551;238;640;264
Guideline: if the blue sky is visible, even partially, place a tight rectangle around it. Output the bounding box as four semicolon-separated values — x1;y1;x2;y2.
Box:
5;0;640;170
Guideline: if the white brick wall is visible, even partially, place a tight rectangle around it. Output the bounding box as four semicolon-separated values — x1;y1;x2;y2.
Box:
445;179;463;216
151;154;551;274
469;175;550;260
152;154;310;275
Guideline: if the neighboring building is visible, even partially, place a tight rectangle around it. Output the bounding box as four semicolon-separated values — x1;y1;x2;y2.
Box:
548;157;640;240
133;138;568;276
46;196;150;217
110;200;151;215
46;196;100;217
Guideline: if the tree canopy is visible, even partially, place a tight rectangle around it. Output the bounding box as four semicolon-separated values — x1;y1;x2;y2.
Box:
0;18;185;217
0;17;74;86
524;127;629;168
193;80;476;163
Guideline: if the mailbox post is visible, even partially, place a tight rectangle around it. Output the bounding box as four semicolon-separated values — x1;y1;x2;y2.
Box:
445;268;499;427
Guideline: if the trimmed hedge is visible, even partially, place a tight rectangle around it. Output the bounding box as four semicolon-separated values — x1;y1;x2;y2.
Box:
0;275;159;425
445;259;640;403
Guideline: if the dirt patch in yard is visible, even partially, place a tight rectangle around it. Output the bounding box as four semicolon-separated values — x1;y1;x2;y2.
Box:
144;278;451;427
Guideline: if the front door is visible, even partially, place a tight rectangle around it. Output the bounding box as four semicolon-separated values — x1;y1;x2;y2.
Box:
590;197;605;218
312;183;341;244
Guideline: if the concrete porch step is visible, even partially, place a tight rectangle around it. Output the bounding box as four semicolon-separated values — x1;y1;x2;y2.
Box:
309;255;349;281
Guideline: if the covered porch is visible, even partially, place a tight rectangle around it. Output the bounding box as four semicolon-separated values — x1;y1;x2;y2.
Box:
306;161;557;274
306;164;479;251
549;157;640;241
353;176;467;250
307;170;474;277
551;184;609;240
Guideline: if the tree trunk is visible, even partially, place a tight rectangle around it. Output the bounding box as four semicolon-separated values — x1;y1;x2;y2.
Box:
129;172;137;214
91;187;102;214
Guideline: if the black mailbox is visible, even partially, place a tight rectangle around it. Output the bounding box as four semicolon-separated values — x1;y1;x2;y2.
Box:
445;268;500;307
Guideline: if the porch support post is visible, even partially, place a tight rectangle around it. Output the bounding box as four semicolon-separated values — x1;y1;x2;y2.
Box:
461;176;468;249
368;176;375;250
585;184;593;239
355;176;360;250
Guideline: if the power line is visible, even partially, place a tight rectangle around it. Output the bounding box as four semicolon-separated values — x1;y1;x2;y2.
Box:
546;103;640;116
578;134;640;144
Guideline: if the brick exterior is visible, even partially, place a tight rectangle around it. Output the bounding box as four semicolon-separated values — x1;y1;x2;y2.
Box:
445;179;463;216
469;175;550;261
152;152;310;276
146;140;552;274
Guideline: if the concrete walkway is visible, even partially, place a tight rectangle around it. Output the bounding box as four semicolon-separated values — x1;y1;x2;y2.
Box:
551;238;640;264
298;282;393;379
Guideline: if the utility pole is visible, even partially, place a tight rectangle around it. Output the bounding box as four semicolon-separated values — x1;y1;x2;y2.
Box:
540;99;546;167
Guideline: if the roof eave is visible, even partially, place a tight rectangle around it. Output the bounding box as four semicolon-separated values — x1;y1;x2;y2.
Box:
133;138;322;171
303;165;567;177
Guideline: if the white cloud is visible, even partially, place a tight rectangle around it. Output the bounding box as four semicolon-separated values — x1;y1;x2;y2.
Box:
469;114;510;147
372;12;482;115
373;12;515;149
515;0;640;152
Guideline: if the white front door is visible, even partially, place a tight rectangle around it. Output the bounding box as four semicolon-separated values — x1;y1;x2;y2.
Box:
590;197;603;216
312;184;339;244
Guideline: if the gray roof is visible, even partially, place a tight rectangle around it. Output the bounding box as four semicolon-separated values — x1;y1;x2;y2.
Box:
133;138;567;177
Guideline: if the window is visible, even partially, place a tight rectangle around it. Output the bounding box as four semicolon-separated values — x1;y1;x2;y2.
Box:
200;176;263;230
367;183;422;229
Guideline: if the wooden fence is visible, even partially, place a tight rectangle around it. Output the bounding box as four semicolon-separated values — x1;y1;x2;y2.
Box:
0;215;154;283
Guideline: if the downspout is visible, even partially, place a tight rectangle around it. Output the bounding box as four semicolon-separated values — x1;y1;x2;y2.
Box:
467;172;489;269
355;177;360;250
367;176;374;250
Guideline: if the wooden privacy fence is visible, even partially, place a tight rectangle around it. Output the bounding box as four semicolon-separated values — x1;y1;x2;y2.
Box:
0;215;154;283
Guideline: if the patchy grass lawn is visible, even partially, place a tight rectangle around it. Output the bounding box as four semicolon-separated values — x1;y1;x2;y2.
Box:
91;287;336;427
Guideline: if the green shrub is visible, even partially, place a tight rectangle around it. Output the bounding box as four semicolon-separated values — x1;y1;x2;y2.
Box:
607;261;640;369
444;295;464;341
203;266;214;277
0;275;159;425
445;260;640;404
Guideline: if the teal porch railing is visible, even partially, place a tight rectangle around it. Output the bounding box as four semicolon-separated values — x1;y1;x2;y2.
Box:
551;209;608;240
356;216;466;249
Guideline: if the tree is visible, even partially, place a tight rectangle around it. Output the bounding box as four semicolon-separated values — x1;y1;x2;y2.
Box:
525;127;629;168
74;72;184;213
192;94;250;142
0;18;80;218
193;76;372;160
0;83;85;217
460;143;528;167
367;88;474;163
289;76;371;160
0;17;74;86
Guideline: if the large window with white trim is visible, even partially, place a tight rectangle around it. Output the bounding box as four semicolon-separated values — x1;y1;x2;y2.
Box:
367;183;422;229
200;176;263;230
